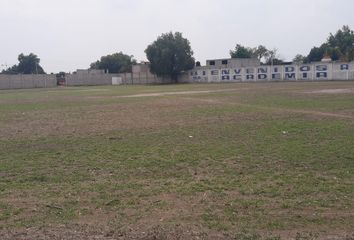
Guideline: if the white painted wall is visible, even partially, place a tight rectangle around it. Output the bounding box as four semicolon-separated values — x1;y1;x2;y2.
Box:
188;62;354;83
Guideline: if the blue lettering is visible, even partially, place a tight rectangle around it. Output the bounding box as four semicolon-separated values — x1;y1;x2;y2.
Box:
340;64;349;70
258;74;267;80
258;68;267;73
316;65;327;71
234;69;242;74
285;73;296;79
222;70;230;75
246;75;254;80
222;75;230;80
316;72;328;78
300;66;310;72
285;67;295;72
272;73;281;79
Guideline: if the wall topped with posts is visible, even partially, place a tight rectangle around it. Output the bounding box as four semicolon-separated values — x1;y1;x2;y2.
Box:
0;74;57;90
187;62;354;83
0;63;173;90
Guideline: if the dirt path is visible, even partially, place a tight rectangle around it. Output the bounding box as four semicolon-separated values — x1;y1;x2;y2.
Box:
305;88;354;94
254;104;354;119
85;88;249;100
184;97;354;120
114;87;354;120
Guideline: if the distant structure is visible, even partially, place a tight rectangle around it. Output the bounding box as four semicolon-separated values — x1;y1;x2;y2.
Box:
185;58;354;83
321;55;332;63
59;62;174;87
1;58;354;90
132;62;150;73
205;58;260;69
75;69;108;74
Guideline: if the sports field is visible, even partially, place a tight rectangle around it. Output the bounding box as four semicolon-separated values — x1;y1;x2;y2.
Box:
0;82;354;239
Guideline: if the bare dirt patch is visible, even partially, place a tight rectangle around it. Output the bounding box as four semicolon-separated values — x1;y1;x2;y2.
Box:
1;82;354;239
0;97;223;139
1;224;353;240
0;224;229;240
85;88;251;100
47;88;110;93
306;88;354;94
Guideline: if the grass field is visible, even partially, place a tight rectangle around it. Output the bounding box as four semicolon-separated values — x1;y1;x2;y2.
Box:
0;82;354;240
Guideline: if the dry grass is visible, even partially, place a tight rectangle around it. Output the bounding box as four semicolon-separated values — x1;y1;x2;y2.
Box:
0;82;354;239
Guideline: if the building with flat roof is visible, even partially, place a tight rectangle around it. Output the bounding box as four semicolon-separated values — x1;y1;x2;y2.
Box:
202;58;260;69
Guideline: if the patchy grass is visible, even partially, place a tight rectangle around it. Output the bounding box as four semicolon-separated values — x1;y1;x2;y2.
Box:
0;82;354;239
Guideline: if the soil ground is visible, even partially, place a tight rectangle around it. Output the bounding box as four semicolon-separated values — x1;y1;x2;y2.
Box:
1;82;354;239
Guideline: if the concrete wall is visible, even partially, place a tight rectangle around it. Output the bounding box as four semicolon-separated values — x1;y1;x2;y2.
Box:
187;62;354;83
122;72;172;85
64;72;172;86
0;74;57;90
65;73;115;86
6;62;351;90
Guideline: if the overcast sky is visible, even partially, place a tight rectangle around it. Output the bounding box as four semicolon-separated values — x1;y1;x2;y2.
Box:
1;0;353;73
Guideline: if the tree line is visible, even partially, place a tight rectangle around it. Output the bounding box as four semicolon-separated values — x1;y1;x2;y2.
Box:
1;25;353;81
230;45;282;65
230;25;354;65
1;53;45;75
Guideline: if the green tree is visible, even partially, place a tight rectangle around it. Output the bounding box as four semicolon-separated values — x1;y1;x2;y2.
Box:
230;44;255;58
230;44;275;63
145;32;195;81
90;52;136;73
327;25;354;61
306;25;354;62
253;45;270;62
292;54;306;64
2;53;45;74
263;48;284;65
306;43;342;63
1;65;18;74
306;45;326;62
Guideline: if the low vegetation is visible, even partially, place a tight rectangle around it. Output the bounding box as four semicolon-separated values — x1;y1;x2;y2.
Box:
0;82;353;239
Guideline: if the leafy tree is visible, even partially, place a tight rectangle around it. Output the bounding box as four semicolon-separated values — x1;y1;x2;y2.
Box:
90;52;136;73
306;45;326;62
1;65;18;74
263;48;284;65
253;45;270;62
306;43;343;63
145;32;195;81
306;25;354;62
230;44;255;58
292;54;306;64
2;53;45;74
230;44;276;64
328;25;354;61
